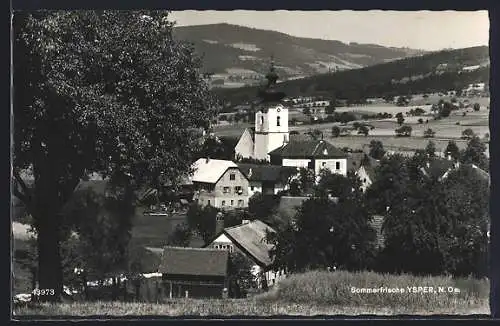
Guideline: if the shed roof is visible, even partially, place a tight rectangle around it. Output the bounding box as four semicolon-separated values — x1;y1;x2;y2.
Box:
159;246;229;277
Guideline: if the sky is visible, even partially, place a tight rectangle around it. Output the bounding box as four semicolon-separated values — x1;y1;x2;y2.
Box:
168;10;489;51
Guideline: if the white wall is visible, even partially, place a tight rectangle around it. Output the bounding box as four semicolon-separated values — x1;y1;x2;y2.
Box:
235;129;254;159
253;105;289;161
314;159;347;177
356;166;373;192
282;158;311;168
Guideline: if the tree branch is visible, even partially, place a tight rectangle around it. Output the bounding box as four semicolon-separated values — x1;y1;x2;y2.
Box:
13;169;33;209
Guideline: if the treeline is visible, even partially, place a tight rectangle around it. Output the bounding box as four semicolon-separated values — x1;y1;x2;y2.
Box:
265;137;489;278
214;46;489;105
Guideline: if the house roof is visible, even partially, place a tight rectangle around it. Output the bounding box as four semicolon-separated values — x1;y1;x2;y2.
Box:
159;246;229;277
128;246;164;273
268;139;347;159
347;152;368;173
236;164;298;183
421;158;456;180
222;220;276;267
190;158;239;184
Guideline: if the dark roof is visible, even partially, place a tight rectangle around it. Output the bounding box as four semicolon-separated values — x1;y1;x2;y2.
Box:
421;158;456;180
159;246;229;277
268;140;347;159
223;220;276;267
128;246;163;273
236;164;298;183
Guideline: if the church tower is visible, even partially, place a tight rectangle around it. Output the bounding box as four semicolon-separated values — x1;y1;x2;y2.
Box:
253;57;289;161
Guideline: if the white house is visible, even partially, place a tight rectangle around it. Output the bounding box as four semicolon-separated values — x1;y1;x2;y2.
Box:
207;220;285;289
268;139;348;177
236;163;299;197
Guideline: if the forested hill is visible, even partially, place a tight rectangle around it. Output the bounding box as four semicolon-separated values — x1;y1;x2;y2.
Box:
173;23;425;78
214;46;489;104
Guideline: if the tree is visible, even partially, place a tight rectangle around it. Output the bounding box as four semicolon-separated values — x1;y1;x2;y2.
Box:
445;141;460;161
325;103;336;115
460;136;489;172
418;118;424;124
473;103;480;111
186;204;219;245
227;252;256;298
368;140;385;160
395;112;405;126
331;126;340;138
461;128;476;140
423;128;436;138
358;125;369;136
303;107;311;115
248;192;280;219
307;129;323;140
167;222;192;247
425;141;437;158
395;125;412;137
439;103;452;118
14;11;216;301
288;168;315;196
396;96;408;107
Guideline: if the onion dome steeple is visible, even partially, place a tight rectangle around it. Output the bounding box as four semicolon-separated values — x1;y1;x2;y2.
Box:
257;56;286;105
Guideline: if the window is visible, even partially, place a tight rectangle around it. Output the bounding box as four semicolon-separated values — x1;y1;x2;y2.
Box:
363;178;367;183
250;186;254;191
235;186;243;194
229;174;236;181
260;116;264;125
322;162;326;167
336;162;340;170
207;200;211;206
230;200;234;206
221;200;226;207
223;186;230;193
277;116;281;126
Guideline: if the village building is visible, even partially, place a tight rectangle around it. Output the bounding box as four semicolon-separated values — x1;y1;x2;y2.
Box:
190;158;250;209
268;139;348;177
236;163;299;197
234;58;290;161
207;220;285;288
159;246;229;299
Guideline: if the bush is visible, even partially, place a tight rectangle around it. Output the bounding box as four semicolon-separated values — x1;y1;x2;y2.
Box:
395;125;412;137
418;118;424;124
424;128;436;138
331;126;340;138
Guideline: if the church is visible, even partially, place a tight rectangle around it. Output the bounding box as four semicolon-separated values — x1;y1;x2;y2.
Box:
234;58;348;177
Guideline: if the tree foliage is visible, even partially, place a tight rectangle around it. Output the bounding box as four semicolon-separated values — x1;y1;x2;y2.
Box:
368;140;385;160
14;11;215;299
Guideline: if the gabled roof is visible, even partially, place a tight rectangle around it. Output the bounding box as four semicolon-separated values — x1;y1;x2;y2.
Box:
236;164;298;183
268;140;347;159
222;220;276;268
159;246;229;277
420;158;456;180
190;158;239;184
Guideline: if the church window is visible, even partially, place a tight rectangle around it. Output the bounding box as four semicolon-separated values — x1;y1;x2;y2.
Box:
260;116;264;125
336;162;341;170
230;200;234;206
322;162;326;167
221;200;226;206
277;116;281;126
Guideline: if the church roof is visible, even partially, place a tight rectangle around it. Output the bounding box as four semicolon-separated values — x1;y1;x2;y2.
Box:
268;140;347;159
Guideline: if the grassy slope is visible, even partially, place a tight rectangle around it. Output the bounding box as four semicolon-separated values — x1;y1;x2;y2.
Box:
14;271;490;316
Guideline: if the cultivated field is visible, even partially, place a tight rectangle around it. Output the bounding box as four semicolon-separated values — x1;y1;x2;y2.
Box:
214;96;490;154
14;271;490;317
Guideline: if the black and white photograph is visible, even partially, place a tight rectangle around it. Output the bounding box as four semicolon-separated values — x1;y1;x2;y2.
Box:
11;9;492;317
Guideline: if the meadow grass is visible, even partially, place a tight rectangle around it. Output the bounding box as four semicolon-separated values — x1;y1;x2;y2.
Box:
14;271;490;317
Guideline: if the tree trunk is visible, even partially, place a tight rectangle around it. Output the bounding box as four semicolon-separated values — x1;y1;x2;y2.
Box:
36;214;63;302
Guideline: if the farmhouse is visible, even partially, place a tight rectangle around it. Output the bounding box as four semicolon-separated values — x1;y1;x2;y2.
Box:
207;220;285;288
236;163;298;197
159;246;229;299
269;139;348;177
190;158;250;209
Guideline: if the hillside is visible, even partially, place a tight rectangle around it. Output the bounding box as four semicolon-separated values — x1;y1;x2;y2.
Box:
214;46;490;104
173;23;426;85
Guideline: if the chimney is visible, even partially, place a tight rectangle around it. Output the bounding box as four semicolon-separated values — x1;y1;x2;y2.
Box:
206;157;210;163
248;168;253;179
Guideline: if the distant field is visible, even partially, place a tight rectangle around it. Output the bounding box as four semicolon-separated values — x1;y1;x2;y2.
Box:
15;270;489;316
